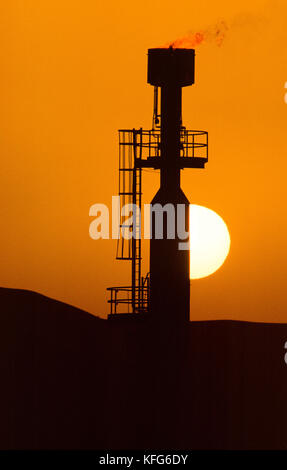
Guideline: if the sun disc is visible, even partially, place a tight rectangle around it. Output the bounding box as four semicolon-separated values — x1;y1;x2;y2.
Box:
189;205;230;279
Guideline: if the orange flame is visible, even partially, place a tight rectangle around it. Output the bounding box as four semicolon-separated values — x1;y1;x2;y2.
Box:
162;20;229;49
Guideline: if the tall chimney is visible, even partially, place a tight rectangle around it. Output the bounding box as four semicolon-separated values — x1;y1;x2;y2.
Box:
148;48;195;324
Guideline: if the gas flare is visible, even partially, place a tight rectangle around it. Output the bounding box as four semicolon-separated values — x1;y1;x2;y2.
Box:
162;20;229;49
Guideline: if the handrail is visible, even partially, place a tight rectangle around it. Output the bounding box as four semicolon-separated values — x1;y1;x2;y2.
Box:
118;129;208;161
107;283;150;315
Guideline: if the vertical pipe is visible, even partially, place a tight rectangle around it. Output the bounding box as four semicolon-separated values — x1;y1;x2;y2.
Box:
160;85;182;190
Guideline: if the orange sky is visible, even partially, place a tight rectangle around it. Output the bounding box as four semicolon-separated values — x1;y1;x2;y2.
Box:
1;0;287;321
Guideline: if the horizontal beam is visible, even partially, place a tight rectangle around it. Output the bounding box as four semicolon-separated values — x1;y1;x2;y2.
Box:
135;157;207;169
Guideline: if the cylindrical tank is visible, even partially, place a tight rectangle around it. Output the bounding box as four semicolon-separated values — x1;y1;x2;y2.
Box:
148;48;195;87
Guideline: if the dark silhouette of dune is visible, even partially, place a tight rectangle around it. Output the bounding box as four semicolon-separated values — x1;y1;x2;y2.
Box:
0;287;286;449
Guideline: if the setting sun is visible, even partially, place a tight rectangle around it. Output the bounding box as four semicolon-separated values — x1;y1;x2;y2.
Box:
190;205;230;280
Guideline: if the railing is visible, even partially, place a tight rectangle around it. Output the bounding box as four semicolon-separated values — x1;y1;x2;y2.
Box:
107;287;133;315
107;273;150;316
180;129;208;159
118;128;208;161
119;129;160;160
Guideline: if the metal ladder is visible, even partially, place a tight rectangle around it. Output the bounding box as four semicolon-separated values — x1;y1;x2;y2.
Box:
117;130;143;313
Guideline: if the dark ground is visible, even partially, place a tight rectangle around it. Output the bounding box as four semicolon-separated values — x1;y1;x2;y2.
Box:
0;287;286;449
